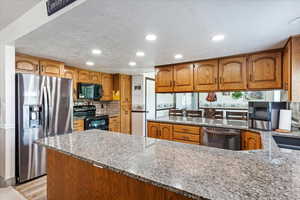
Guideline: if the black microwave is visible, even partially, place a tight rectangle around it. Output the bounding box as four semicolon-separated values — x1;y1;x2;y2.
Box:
78;83;103;100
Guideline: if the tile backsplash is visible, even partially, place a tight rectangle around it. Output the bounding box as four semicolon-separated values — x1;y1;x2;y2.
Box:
74;100;120;115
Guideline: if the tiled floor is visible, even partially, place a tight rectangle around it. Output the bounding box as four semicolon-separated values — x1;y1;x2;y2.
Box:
0;186;27;200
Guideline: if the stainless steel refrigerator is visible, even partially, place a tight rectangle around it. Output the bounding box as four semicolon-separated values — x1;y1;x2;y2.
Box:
16;73;73;184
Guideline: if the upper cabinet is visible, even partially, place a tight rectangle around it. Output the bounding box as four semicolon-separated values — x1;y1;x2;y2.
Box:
77;70;90;83
120;75;132;105
173;64;193;92
248;52;282;89
63;66;78;100
90;72;101;84
101;73;113;101
218;56;247;91
155;66;174;92
40;60;64;77
194;60;218;92
16;54;40;74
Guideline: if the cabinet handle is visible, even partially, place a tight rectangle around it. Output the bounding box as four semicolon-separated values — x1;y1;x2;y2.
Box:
214;78;217;84
36;65;39;72
41;65;44;72
249;74;253;81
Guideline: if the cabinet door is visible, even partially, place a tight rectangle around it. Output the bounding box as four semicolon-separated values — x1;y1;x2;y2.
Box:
90;72;101;84
147;122;160;138
155;66;173;92
120;75;132;104
159;123;173;140
16;54;39;74
40;60;64;77
283;41;292;100
63;66;78;100
219;56;247;90
194;60;218;91
242;131;262;150
101;73;113;101
248;52;282;89
120;104;131;134
78;70;90;83
173;64;193;92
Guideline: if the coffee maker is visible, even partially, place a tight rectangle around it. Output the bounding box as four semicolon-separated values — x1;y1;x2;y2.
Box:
248;102;287;131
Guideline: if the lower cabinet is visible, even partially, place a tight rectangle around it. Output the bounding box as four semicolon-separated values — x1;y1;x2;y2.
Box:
147;122;172;140
173;124;201;144
73;119;84;132
109;116;120;132
241;131;262;150
147;122;263;150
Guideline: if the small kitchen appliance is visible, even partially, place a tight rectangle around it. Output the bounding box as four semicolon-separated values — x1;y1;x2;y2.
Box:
248;102;287;131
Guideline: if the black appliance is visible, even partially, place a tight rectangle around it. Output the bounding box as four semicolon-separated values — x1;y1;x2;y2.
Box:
248;102;287;131
202;127;241;150
85;115;109;130
73;105;109;130
78;83;103;100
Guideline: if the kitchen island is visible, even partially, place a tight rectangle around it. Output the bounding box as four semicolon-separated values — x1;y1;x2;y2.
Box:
36;128;300;200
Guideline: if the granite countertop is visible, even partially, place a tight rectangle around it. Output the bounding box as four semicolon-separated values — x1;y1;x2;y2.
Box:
36;117;300;200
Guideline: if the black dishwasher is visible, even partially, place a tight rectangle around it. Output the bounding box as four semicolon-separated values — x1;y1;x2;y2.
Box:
202;127;241;150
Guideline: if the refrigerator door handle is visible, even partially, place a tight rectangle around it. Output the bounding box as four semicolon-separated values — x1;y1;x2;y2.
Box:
43;86;49;136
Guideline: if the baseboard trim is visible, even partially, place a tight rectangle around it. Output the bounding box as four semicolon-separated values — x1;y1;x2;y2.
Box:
0;176;15;187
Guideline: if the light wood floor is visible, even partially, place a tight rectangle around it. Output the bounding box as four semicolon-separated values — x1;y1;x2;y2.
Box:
14;176;47;200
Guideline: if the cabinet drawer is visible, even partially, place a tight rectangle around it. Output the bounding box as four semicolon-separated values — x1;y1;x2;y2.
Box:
173;125;200;135
74;120;84;131
173;139;199;145
109;116;120;124
173;132;200;142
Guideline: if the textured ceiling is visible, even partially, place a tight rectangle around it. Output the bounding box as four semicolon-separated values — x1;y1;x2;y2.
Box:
15;0;300;74
0;0;41;31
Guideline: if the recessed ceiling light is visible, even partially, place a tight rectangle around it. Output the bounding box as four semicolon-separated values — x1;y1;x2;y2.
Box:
92;49;102;55
86;61;95;66
174;54;183;60
289;17;300;25
145;34;157;41
129;61;136;66
136;51;145;57
212;34;225;42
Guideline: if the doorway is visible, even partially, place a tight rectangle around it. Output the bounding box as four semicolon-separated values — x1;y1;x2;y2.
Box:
145;78;155;136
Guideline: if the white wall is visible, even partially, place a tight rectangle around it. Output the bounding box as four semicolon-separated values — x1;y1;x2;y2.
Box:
0;45;16;184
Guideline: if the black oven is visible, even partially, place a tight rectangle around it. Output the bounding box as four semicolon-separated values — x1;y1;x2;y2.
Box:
85;115;109;130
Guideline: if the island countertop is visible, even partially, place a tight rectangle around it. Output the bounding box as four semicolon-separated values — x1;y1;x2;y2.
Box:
36;125;300;200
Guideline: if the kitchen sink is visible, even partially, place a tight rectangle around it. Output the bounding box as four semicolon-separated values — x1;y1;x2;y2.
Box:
273;136;300;150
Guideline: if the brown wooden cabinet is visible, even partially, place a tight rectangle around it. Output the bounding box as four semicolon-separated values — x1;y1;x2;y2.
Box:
155;66;174;92
282;36;300;101
40;60;64;77
283;40;292;99
172;124;201;144
101;73;114;101
120;104;131;134
147;122;172;140
77;70;90;83
120;74;132;105
248;52;282;89
73;119;84;132
194;60;219;91
109;116;120;132
218;56;247;90
63;66;78;100
173;64;194;92
241;131;262;150
15;54;40;74
90;72;101;84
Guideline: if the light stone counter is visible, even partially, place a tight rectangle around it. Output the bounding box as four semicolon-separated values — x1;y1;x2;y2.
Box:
36;117;300;200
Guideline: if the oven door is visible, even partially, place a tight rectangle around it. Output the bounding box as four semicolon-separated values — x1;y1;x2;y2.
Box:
85;116;109;130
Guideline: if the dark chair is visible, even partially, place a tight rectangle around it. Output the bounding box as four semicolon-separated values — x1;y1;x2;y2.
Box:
226;111;248;120
169;109;183;116
186;110;202;117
